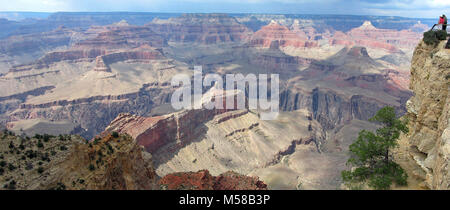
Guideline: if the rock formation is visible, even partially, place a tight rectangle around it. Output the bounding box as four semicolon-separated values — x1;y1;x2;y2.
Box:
395;40;449;189
147;14;252;44
0;130;159;190
159;170;267;190
250;21;317;49
329;21;422;52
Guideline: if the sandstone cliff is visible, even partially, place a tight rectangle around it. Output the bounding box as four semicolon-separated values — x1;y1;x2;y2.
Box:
396;40;449;189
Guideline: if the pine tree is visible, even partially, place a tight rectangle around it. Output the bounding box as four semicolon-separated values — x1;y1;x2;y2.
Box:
342;106;409;190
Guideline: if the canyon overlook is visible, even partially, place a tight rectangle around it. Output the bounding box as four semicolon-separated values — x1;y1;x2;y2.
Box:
0;13;438;189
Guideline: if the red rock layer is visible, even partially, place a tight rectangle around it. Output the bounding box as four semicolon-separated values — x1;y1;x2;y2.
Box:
250;22;318;48
329;21;422;52
104;107;231;153
103;89;243;153
159;170;267;190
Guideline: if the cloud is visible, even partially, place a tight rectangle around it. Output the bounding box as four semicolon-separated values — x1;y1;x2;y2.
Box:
0;0;448;18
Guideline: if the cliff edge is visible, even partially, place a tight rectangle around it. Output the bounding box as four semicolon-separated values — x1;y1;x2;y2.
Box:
396;39;449;189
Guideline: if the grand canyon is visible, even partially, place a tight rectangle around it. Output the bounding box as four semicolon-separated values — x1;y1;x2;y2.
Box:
0;11;448;190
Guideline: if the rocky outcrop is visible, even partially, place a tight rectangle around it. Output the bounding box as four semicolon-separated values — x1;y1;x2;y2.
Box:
159;170;267;190
93;56;111;72
0;131;159;190
93;46;165;72
55;133;159;190
104;108;230;153
100;46;164;64
250;21;318;49
103;88;239;153
396;40;450;189
0;131;268;190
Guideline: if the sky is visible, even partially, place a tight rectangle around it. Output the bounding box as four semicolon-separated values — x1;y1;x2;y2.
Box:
0;0;449;18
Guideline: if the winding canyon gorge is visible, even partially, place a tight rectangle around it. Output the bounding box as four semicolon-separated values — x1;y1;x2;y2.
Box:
0;12;448;190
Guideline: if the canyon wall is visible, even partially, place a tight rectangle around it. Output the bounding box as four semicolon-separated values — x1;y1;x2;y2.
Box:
396;40;449;189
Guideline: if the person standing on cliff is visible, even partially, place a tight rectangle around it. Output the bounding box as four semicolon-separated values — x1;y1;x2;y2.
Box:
443;15;447;31
439;15;447;31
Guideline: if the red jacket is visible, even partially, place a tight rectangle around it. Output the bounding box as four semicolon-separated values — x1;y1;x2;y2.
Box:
439;17;445;24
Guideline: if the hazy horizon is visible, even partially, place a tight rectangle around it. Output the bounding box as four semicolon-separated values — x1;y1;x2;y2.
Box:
0;0;448;19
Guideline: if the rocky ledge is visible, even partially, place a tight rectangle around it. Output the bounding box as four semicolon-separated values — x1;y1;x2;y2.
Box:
396;40;449;189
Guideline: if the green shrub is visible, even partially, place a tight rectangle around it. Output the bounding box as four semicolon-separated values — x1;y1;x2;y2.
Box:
43;134;51;142
107;144;114;154
8;141;15;149
436;30;448;40
7;180;16;190
0;160;6;167
423;30;448;45
25;150;37;159
88;164;95;171
111;132;119;138
8;163;16;171
37;140;44;148
423;30;439;45
37;167;44;174
54;182;66;190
